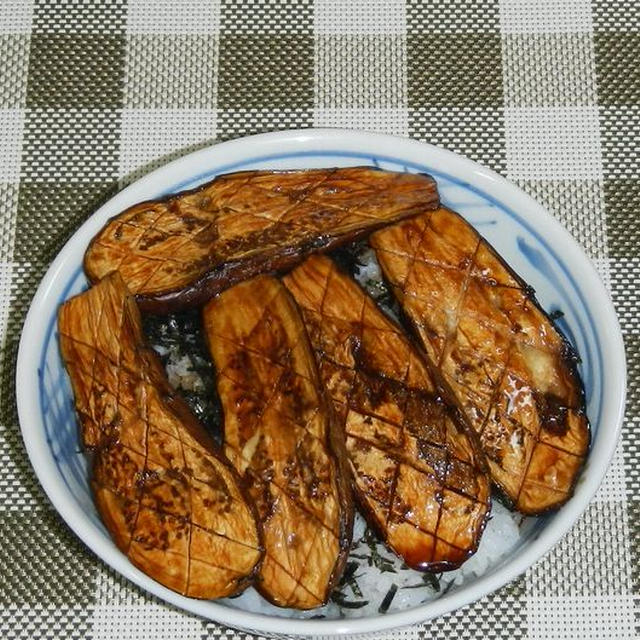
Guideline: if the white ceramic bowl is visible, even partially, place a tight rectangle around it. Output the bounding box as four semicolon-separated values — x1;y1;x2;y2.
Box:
16;129;626;637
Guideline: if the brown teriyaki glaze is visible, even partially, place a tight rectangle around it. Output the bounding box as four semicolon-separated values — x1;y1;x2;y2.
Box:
58;272;263;598
371;207;590;515
283;256;491;572
83;167;439;313
202;275;354;609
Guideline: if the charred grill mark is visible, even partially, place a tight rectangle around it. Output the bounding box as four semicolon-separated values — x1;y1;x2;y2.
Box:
534;392;570;436
372;208;590;515
344;427;485;508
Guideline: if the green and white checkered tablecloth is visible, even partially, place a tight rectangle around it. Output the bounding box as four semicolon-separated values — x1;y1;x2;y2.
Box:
1;1;638;638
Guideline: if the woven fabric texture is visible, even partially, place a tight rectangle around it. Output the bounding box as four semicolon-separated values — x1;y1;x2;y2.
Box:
0;0;638;638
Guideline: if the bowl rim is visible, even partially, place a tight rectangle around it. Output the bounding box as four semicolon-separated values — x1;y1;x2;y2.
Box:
16;128;627;636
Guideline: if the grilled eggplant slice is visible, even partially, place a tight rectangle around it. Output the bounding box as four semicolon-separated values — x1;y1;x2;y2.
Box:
58;272;262;598
202;275;354;609
84;167;439;313
283;256;491;571
371;208;590;514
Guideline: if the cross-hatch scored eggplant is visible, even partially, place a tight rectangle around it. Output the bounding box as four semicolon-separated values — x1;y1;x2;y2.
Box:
283;255;491;571
83;167;439;313
371;208;590;515
202;275;353;610
61;166;591;609
58;272;262;599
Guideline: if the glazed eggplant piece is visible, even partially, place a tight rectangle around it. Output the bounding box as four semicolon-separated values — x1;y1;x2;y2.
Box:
84;167;439;313
202;276;353;609
58;272;262;598
371;208;590;514
283;256;491;571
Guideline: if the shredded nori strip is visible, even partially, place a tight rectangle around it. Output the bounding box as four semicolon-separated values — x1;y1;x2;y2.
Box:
337;561;363;598
330;591;369;609
332;239;402;318
330;240;368;278
364;278;397;310
378;583;398;613
423;572;442;592
363;528;397;573
402;572;442;591
340;561;360;584
142;309;223;443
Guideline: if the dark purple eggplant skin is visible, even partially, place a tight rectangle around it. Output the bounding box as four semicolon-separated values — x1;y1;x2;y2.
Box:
83;167;439;314
136;230;374;314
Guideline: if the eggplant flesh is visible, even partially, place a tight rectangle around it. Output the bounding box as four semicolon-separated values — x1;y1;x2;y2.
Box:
58;272;262;599
371;208;590;515
84;167;439;313
283;256;491;571
202;275;354;609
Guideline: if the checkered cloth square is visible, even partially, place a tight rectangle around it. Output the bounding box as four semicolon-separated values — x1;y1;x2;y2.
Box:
1;0;638;638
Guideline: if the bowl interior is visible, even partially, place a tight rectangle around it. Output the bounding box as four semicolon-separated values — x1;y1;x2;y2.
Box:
28;139;615;635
